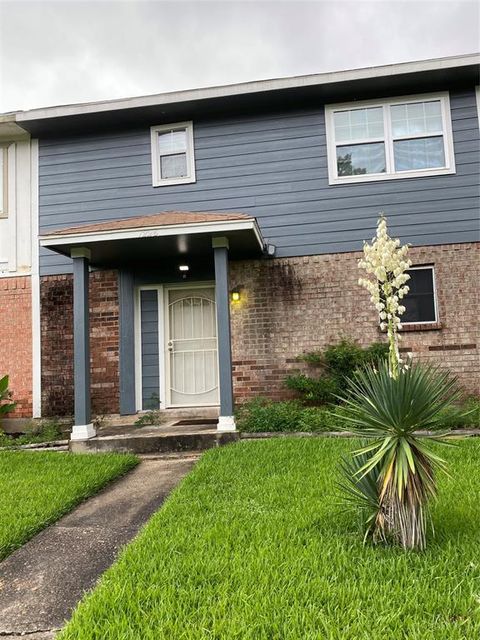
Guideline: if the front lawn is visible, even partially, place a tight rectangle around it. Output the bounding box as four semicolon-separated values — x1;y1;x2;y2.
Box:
0;451;138;560
60;438;480;640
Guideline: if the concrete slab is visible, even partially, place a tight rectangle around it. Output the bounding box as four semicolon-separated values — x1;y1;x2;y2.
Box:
70;426;238;454
0;456;197;637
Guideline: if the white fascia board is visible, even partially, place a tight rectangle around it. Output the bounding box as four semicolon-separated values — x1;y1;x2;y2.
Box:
0;119;31;141
40;219;265;250
16;54;479;123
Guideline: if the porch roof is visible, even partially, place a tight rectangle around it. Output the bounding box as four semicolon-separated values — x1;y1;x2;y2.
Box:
39;211;268;267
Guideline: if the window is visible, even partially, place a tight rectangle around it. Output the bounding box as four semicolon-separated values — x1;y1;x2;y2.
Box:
0;146;7;218
325;93;455;184
402;266;438;325
476;86;480;128
150;121;196;186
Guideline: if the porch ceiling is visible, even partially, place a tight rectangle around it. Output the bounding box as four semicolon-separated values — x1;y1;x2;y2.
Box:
39;211;268;268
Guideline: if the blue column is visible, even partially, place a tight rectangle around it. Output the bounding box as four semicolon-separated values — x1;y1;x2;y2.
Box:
212;237;235;431
119;269;136;415
71;248;95;440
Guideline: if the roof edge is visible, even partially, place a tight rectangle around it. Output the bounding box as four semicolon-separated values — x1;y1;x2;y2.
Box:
15;53;480;123
39;218;265;253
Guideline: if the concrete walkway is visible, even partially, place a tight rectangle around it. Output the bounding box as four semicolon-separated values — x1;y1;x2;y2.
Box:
0;455;199;638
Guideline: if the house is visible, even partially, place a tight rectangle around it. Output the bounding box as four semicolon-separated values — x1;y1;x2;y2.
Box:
3;53;479;439
0;115;39;420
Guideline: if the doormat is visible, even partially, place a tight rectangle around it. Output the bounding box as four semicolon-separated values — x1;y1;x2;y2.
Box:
173;418;218;426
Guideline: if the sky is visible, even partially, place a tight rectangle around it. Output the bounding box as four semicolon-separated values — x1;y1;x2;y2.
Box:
0;0;478;113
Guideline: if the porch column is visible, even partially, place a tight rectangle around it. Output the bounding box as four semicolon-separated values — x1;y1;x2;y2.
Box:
70;248;96;440
212;237;235;431
119;269;136;415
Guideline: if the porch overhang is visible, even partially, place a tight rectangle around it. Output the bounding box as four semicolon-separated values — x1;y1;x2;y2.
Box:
43;212;267;440
39;211;269;267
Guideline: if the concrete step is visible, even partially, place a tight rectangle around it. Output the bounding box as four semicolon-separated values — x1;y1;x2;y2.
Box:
102;407;220;428
70;429;238;454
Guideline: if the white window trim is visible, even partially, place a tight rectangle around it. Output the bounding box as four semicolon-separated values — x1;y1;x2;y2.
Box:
475;86;480;128
0;145;9;219
150;121;196;187
325;92;456;185
402;265;439;326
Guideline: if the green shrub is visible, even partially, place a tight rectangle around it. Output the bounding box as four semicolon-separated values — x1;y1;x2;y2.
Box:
297;406;346;432
323;340;368;381
434;396;480;430
0;419;64;448
284;374;339;405
236;395;479;435
285;339;389;405
236;398;303;433
236;399;348;433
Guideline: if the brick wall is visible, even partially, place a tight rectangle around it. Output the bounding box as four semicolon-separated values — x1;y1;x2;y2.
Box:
229;242;480;402
40;270;119;417
0;276;32;417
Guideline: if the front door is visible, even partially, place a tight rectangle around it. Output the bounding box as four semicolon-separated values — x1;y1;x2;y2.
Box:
165;286;220;407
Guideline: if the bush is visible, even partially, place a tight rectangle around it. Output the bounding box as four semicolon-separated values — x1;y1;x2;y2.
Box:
236;394;479;435
284;374;339;405
0;419;64;448
236;398;303;433
297;405;349;432
435;396;480;430
285;339;389;405
236;398;347;433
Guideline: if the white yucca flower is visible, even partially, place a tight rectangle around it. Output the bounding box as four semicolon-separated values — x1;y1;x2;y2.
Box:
358;214;412;378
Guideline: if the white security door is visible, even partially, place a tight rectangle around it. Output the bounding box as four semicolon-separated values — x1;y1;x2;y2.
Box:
166;286;219;406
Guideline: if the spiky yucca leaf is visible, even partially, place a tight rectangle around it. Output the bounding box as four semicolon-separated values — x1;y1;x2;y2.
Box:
0;375;15;419
338;451;384;544
337;362;460;550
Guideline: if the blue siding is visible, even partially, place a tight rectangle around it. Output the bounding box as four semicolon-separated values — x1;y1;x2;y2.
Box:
39;89;480;275
140;290;159;410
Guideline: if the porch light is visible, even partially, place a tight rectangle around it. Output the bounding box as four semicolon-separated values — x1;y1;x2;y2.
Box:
178;265;189;272
231;286;242;302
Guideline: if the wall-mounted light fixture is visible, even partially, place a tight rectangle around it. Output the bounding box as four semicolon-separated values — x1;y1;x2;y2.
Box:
230;286;243;302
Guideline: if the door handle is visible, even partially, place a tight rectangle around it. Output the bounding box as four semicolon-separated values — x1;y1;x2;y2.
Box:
167;340;174;352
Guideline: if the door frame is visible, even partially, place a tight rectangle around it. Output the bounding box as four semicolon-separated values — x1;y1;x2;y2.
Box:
134;281;219;412
134;284;165;412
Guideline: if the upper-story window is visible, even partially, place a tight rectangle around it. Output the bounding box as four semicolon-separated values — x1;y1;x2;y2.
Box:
0;146;7;218
325;93;455;185
150;121;196;187
476;86;480;127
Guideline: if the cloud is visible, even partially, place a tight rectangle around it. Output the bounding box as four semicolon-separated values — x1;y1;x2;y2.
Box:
0;0;478;112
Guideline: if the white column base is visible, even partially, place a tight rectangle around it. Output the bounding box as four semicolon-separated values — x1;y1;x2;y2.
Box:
70;423;96;441
217;415;236;432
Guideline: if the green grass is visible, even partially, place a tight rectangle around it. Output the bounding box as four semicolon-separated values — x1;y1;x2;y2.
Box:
0;451;138;560
59;438;480;640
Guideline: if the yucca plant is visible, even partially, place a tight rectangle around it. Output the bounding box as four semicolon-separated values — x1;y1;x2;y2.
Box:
0;375;15;423
338;451;383;544
339;361;461;550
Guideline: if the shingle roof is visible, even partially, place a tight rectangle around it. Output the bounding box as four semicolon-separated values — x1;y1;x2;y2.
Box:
43;211;254;236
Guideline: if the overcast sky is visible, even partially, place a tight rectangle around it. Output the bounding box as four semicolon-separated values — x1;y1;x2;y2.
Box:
0;0;478;113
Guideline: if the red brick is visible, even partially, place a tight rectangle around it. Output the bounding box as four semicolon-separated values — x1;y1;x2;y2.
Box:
40;270;120;416
0;276;33;417
230;242;480;401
